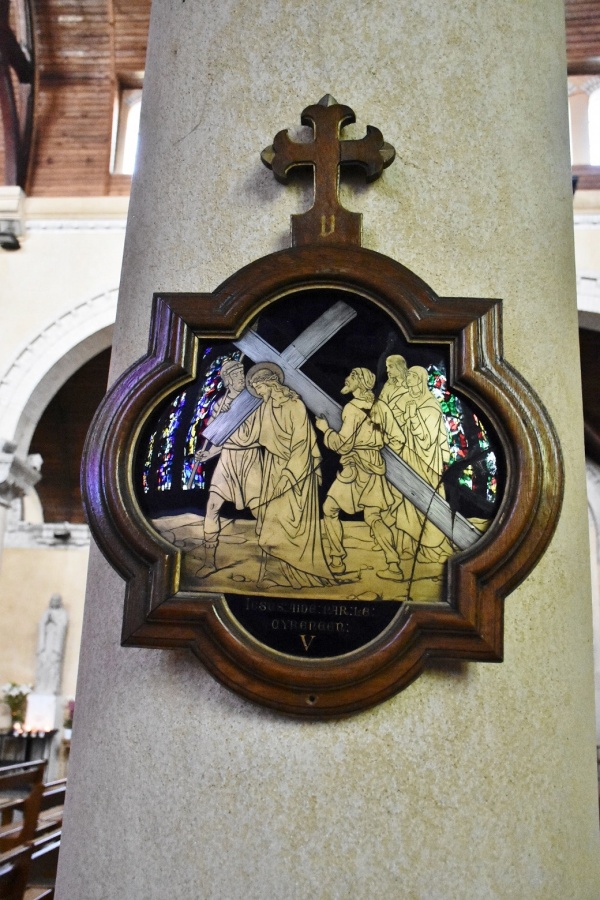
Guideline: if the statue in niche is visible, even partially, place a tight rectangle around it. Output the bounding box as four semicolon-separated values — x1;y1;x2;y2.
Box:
35;593;68;695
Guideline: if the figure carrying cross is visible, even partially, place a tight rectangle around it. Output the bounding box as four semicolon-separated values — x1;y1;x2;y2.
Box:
202;300;481;552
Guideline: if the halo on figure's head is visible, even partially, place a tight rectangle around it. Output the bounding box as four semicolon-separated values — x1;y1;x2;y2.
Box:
246;362;284;397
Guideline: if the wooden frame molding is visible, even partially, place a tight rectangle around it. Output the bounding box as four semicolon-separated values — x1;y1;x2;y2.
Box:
82;243;564;718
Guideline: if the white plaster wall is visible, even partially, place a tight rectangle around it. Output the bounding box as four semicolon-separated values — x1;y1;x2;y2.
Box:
0;546;88;698
0;201;125;449
576;226;600;274
0;202;124;728
58;1;600;897
0;222;124;370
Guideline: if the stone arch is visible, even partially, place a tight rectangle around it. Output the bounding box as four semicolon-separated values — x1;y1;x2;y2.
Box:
0;288;117;456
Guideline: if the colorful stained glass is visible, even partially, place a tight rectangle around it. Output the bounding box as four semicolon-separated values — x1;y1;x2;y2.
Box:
142;430;156;494
156;391;187;491
428;366;467;461
181;350;242;490
428;365;497;504
477;418;498;503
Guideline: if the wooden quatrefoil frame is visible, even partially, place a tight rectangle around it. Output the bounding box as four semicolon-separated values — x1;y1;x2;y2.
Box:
82;98;563;718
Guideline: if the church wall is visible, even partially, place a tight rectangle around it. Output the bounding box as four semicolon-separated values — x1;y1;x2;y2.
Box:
0;546;88;699
0;199;124;722
57;1;600;897
0;200;126;373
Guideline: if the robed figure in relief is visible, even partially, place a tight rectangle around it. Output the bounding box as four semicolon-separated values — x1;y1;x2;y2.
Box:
378;354;409;410
247;363;332;590
194;359;262;576
316;367;403;580
390;365;453;564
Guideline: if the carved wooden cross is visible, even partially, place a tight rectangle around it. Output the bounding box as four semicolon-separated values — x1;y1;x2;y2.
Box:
261;95;395;246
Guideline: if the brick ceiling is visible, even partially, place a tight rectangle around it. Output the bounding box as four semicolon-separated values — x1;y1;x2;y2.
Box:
1;0;150;195
566;0;600;73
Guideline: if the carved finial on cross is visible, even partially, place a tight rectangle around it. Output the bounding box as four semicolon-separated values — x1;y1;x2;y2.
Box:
261;95;395;247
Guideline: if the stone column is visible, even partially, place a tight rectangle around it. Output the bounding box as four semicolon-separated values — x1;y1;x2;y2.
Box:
57;2;600;897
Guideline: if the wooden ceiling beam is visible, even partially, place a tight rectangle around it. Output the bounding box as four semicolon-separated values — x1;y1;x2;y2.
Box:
13;0;600;196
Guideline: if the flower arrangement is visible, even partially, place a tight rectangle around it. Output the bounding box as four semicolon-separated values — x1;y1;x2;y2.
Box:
1;682;32;724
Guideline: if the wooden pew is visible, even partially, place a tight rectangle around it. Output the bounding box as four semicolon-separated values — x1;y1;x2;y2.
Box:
0;762;45;790
23;889;53;900
2;776;65;846
0;829;60;899
0;764;46;853
0;830;61;900
0;763;45;784
0;764;46;826
33;782;65;839
0;765;63;898
0;844;32;899
0;786;43;853
24;830;61;900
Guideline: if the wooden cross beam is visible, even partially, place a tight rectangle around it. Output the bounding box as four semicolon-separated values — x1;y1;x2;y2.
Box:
202;300;357;446
234;329;480;550
261;95;395;246
202;301;481;550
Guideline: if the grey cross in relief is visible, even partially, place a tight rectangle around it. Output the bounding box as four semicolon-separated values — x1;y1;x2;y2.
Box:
201;302;481;551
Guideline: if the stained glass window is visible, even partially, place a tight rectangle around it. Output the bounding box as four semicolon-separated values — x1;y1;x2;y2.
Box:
428;365;497;510
156;391;187;491
181;350;242;490
428;366;467;462
139;350;245;501
142;430;156;494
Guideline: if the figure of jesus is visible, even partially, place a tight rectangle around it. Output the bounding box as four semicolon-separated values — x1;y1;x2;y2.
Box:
247;363;332;590
370;353;410;455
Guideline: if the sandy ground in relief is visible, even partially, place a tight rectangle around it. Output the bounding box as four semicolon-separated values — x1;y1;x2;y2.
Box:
152;513;448;602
